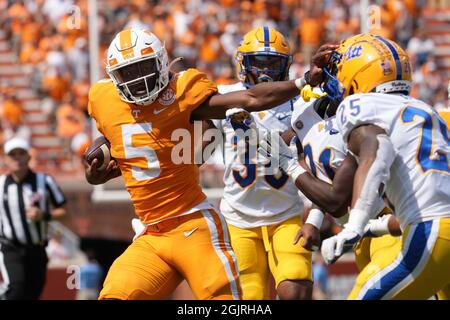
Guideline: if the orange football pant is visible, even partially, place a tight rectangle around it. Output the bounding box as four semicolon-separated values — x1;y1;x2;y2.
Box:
99;209;242;300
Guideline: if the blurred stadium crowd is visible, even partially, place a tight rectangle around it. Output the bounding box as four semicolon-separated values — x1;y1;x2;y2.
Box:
0;0;449;169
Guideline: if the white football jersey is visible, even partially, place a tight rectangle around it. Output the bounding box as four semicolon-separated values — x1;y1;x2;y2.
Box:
291;99;347;184
291;98;351;224
214;82;304;228
291;97;387;224
337;93;450;229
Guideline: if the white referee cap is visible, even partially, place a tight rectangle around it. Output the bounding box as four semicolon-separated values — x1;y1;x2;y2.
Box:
4;138;30;155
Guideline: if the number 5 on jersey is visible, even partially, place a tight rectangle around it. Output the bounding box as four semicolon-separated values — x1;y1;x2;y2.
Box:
122;123;161;181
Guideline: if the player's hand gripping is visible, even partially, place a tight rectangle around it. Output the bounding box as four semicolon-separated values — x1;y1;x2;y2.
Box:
308;44;340;86
321;227;361;264
225;108;258;133
294;208;324;251
84;158;121;185
294;223;321;252
258;133;305;181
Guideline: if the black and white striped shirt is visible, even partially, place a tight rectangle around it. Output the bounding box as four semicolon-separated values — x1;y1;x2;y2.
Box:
0;170;66;246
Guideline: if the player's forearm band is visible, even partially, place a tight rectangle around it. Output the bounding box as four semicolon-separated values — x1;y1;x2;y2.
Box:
294;77;307;91
289;165;306;182
365;214;392;237
305;208;325;229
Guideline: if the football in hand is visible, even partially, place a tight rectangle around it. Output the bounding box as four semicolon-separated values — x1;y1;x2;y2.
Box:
84;135;114;171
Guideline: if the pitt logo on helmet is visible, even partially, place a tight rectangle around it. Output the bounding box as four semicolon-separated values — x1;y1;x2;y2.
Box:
322;33;412;101
235;26;292;86
344;45;362;61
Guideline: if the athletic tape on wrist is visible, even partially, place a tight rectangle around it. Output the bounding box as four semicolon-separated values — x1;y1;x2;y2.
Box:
289;165;306;182
295;77;306;91
305;208;325;229
347;208;371;236
368;214;391;236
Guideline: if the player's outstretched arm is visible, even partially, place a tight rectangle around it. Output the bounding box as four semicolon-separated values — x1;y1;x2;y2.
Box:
191;44;338;121
191;79;303;120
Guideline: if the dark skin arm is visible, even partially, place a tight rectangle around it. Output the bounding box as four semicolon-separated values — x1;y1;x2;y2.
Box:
281;126;401;245
191;80;301;121
190;44;338;121
286;126;402;245
295;154;357;217
280;129;356;217
346;124;387;209
294;204;322;251
277;129;353;251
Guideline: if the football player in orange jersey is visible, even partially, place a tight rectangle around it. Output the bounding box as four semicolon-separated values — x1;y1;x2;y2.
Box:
85;27;336;300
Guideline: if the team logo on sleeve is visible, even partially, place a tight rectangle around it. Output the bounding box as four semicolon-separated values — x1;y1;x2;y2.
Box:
158;87;176;106
318;123;325;132
258;112;265;120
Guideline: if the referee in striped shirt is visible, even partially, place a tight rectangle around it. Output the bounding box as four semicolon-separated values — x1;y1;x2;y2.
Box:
0;138;66;300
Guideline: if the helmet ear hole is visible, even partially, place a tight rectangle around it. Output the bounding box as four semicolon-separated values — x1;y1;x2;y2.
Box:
349;80;358;95
349;86;355;96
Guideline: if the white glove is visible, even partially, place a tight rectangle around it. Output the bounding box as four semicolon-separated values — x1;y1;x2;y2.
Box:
321;228;361;264
258;132;306;181
363;214;392;238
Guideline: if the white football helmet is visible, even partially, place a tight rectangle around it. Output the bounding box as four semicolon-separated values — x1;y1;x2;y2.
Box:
106;28;169;105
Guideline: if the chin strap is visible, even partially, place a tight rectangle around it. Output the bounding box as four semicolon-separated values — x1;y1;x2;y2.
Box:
168;57;184;72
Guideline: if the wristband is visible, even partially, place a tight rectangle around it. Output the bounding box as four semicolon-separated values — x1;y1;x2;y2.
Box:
294;77;306;91
305;208;325;229
346;208;371;236
365;214;391;237
289;165;306;182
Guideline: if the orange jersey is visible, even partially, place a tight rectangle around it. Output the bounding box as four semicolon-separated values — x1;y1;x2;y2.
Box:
88;69;218;224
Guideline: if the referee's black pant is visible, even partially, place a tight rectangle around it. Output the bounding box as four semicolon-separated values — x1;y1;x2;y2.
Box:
0;241;48;300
